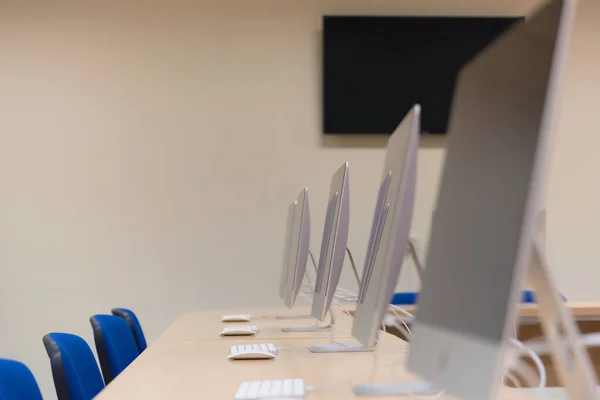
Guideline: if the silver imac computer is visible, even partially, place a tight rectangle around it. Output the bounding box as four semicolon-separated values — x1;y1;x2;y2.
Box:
407;1;595;399
222;189;311;325
352;105;420;349
311;162;350;321
278;201;296;299
282;187;311;309
309;106;420;356
281;162;350;333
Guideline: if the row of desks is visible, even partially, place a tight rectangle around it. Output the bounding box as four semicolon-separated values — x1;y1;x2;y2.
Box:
95;305;600;399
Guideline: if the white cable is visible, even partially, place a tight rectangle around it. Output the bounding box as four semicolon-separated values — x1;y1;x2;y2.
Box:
298;291;313;305
331;300;353;332
388;304;415;319
337;286;358;295
504;371;521;388
387;307;413;338
525;332;600;354
506;332;600;390
335;287;359;301
375;320;408;352
334;294;358;302
319;331;346;346
509;338;546;389
513;361;542;390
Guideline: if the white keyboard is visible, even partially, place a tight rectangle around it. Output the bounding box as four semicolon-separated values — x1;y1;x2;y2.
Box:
235;379;305;399
229;344;278;360
220;325;259;336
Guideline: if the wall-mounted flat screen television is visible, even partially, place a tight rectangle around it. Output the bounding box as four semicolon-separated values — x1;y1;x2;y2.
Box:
323;16;523;134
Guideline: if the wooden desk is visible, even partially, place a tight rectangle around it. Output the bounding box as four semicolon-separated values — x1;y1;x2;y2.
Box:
382;302;600;387
157;306;355;342
96;307;539;399
518;302;600;319
390;302;600;319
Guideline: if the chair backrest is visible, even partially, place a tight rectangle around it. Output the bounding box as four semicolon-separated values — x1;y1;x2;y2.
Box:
90;315;139;385
110;308;147;352
521;289;567;303
42;333;105;400
390;292;419;305
0;359;43;400
391;290;567;306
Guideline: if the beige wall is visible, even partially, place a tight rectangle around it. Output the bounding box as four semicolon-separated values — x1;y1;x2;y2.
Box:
0;0;597;398
546;0;600;303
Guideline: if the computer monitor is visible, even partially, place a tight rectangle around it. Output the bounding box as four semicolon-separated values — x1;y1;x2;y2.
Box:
311;162;350;321
278;202;296;299
282;187;310;309
352;105;420;347
407;1;575;398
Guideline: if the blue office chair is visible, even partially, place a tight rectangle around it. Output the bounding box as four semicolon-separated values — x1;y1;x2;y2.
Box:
111;308;147;353
90;315;139;385
390;290;567;305
390;292;419;305
521;289;567;303
0;358;43;400
43;333;105;400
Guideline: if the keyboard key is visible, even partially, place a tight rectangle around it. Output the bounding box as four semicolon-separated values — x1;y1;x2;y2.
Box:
258;380;272;397
235;379;305;399
293;379;304;396
247;381;261;398
270;379;282;396
235;381;251;399
282;379;292;396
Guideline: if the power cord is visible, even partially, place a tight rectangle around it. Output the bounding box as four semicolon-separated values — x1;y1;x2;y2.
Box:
386;307;413;338
524;332;600;354
503;371;521;388
388;304;415;319
379;321;409;352
506;338;547;389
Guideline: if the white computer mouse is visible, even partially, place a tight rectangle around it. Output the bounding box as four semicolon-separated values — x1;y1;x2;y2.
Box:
220;326;258;337
221;314;252;323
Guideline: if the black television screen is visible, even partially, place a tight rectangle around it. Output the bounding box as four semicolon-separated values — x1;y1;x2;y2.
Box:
323;15;523;134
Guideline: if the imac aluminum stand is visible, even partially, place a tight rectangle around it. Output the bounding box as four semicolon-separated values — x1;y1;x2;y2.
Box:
345;247;362;287
527;234;596;399
308;343;373;353
407;237;424;283
275;252;319;321
354;222;596;397
280;306;335;332
309;334;375;353
274;314;313;320
353;381;437;397
305;248;373;353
